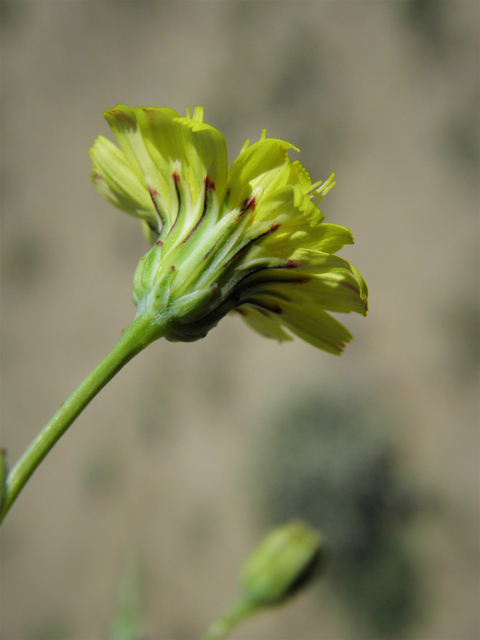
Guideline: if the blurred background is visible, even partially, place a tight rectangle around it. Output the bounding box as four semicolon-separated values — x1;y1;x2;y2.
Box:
1;1;478;639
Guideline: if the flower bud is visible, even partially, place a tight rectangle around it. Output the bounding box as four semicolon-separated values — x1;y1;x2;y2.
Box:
239;519;328;608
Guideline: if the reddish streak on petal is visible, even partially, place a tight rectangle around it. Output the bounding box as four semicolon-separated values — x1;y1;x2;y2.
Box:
107;108;136;130
181;176;215;244
223;223;281;269
141;107;157;123
236;196;256;220
205;175;215;191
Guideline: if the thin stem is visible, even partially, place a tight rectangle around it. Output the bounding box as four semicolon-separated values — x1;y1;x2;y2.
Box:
0;310;165;525
199;598;259;640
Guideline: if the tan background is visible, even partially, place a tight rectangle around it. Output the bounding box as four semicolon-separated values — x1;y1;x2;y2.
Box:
1;1;478;639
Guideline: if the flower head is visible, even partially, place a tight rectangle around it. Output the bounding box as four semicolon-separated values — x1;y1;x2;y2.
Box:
89;106;368;352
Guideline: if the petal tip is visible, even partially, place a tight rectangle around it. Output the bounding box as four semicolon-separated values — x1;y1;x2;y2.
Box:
103;105;137;131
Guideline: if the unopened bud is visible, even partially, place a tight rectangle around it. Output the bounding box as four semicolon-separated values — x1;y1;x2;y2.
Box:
239;519;328;608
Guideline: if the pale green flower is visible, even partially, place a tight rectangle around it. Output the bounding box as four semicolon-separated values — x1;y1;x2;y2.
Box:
90;105;368;353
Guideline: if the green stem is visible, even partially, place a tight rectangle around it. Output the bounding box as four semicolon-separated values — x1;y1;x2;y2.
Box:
199;599;259;640
0;310;165;525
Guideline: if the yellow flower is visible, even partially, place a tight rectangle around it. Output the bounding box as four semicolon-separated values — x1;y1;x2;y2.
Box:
90;106;368;353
